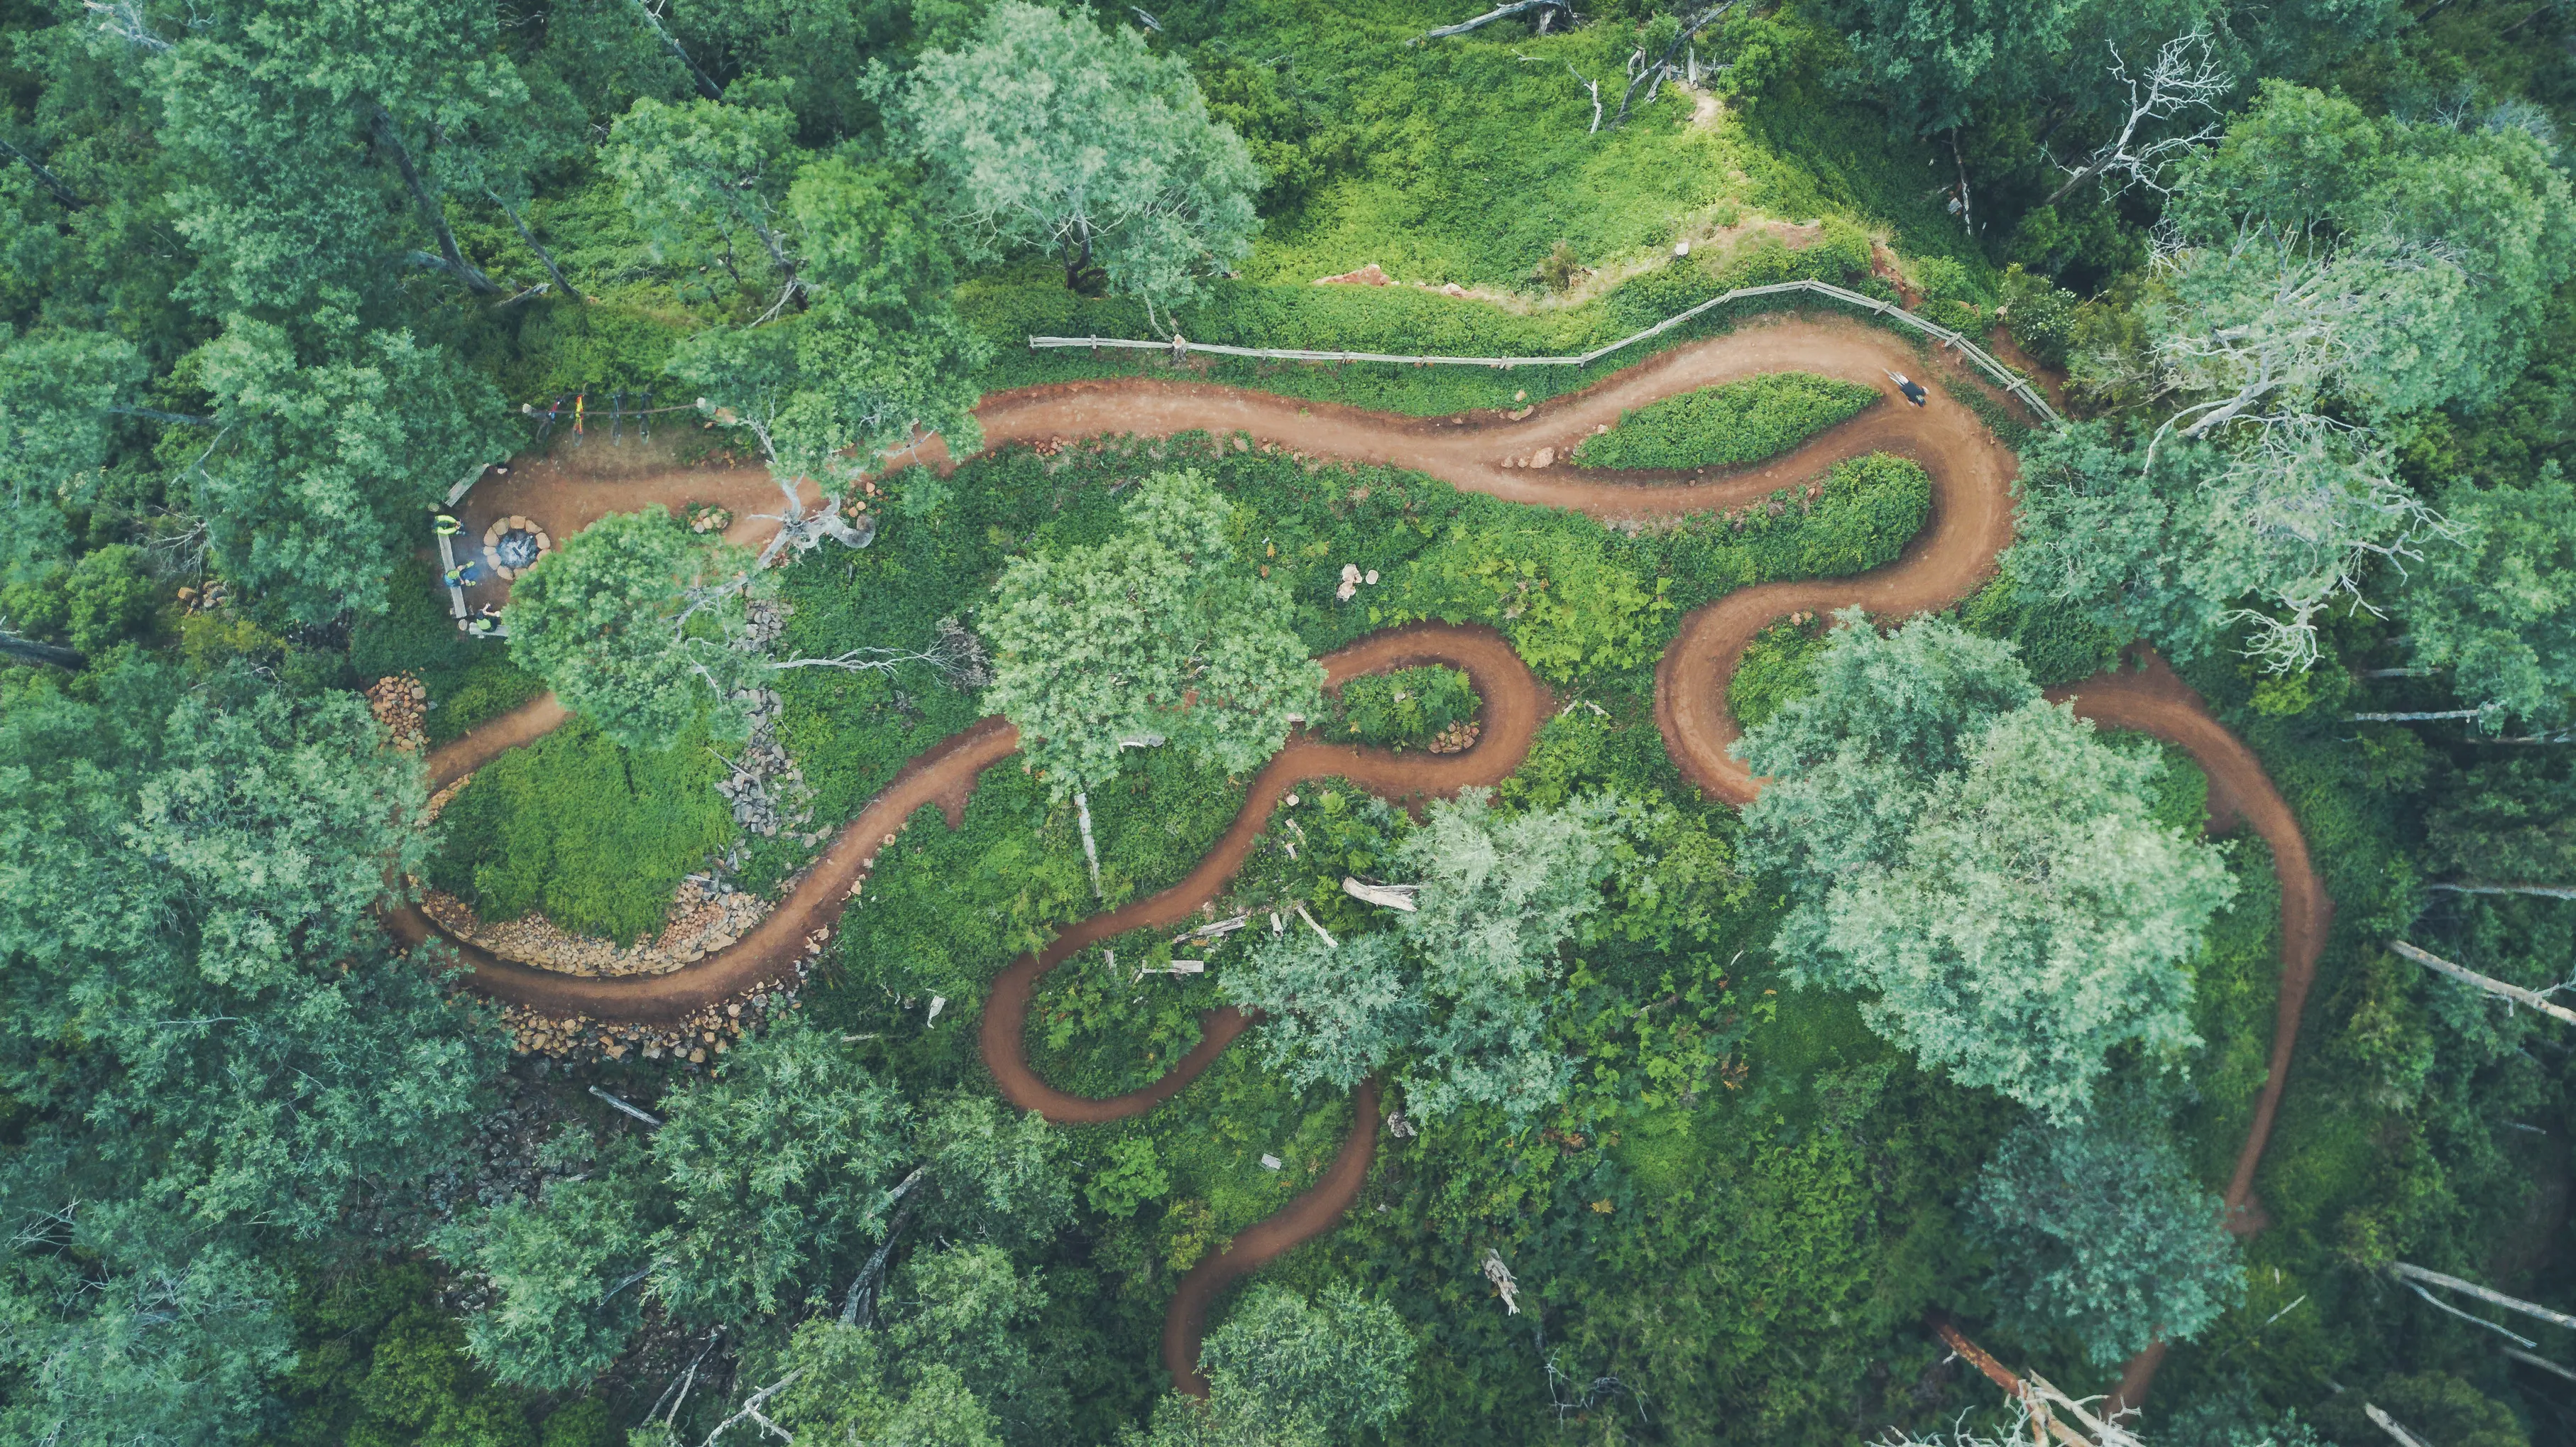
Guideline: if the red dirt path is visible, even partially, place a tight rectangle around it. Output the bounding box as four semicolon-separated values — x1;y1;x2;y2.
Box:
411;314;2324;1409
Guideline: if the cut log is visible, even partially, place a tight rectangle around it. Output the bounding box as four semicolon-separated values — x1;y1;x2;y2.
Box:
1342;876;1421;911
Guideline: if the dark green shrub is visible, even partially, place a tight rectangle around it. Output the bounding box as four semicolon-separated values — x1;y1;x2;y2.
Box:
1956;572;2123;686
427;657;549;745
425;716;734;943
1571;371;1878;470
1918;297;1984;334
1327;666;1478;750
349;571;478;683
62;545;157;653
0;563;69;638
1999;263;2083;369
1727;619;1829;729
277;1263;538;1447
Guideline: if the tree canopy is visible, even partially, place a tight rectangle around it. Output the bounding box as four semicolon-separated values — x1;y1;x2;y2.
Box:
981;469;1323;799
503;506;768;750
1737;613;2233;1121
1227;787;1634;1122
1967;1088;2245;1365
889;1;1260;311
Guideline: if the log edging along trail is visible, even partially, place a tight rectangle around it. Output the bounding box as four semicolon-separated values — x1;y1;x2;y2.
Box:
406;315;2325;1411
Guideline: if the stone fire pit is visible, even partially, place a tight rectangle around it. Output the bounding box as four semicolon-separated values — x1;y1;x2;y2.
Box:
481;515;552;579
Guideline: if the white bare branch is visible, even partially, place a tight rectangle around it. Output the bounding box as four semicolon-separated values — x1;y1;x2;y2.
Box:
1416;0;1574;42
2391;941;2576;1026
2044;31;2229;207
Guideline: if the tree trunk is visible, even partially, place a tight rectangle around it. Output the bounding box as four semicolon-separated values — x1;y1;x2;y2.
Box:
0;633;86;670
2505;1348;2576;1385
2430;883;2576;902
373;111;498;296
2367;1405;2434;1447
487;188;579;300
2389;941;2576;1027
2392;1261;2576;1330
838;1167;927;1326
1074;791;1104;900
627;0;725;100
1417;0;1572;41
0;138;84;209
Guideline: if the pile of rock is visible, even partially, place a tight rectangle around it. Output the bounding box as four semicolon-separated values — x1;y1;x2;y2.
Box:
686;503;733;535
421;872;770;978
175;579;234;613
496;957;814;1069
367;673;429;751
1427;719;1481;755
716;687;820;842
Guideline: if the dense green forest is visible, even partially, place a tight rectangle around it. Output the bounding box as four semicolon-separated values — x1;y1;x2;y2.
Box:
3;0;2575;1443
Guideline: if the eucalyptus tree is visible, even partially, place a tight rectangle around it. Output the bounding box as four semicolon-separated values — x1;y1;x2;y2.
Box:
662;155;990;550
980;469;1322;800
503;505;982;750
2017;82;2576;671
1225;788;1633;1122
1131;1284;1416;1447
1968;1093;2245;1365
190;318;505;626
889;1;1259;320
2397;465;2576;730
1736;613;2233;1121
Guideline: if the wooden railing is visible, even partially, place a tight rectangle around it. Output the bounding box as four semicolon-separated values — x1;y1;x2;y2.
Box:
1029;277;2062;427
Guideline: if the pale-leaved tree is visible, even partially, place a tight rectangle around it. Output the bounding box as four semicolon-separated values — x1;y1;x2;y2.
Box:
1224;788;1634;1122
1736;612;2233;1122
981;469;1323;799
889;1;1259;322
504;506;983;750
1129;1284;1415;1447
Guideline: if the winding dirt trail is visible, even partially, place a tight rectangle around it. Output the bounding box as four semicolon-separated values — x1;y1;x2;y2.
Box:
415;314;2325;1410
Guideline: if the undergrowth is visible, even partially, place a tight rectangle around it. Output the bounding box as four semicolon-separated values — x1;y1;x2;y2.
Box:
1573;371;1880;470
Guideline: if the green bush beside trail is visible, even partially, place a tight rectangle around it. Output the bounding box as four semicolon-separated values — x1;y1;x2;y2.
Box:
1572;372;1879;471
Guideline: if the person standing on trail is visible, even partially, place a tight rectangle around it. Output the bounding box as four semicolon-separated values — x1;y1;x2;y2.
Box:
1885;371;1929;406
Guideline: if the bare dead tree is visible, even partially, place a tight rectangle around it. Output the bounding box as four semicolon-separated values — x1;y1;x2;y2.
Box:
80;1;168;51
2041;31;2229;207
2366;1405;2434;1447
2390;941;2576;1027
2506;1347;2576;1385
2430;882;2576;901
1608;3;1736;129
695;1368;803;1446
0;137;84;209
838;1165;928;1326
1567;63;1602;133
1415;0;1574;42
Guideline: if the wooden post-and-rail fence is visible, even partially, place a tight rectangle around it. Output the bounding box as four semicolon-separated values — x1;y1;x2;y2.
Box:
1029;278;2065;427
